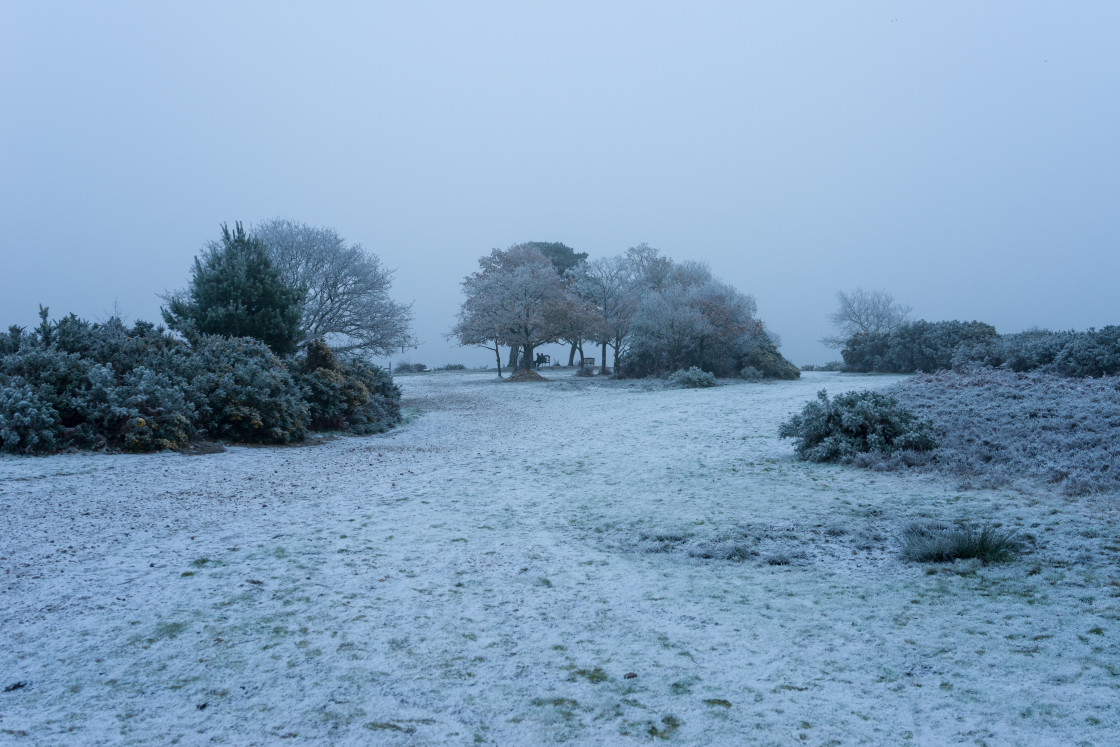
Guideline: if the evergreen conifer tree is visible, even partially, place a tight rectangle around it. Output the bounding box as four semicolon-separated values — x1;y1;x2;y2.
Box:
163;222;304;355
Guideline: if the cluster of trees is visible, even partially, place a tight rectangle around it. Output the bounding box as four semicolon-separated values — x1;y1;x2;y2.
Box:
825;289;1119;377
0;221;410;455
451;242;798;380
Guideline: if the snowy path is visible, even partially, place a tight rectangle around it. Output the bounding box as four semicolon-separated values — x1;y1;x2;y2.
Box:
2;370;1118;744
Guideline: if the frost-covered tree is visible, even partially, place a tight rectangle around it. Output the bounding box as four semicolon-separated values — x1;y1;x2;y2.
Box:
253;218;414;356
571;255;640;373
453;245;570;371
162;222;304;355
823;288;912;348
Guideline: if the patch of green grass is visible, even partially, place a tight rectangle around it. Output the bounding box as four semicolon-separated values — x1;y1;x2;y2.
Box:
364;722;409;732
901;523;1020;563
180;571;195;577
703;698;731;708
570;667;608;684
648;715;681;739
149;621;188;642
190;558;211;568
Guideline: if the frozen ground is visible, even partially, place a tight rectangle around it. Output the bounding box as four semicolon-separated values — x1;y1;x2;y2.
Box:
1;370;1118;745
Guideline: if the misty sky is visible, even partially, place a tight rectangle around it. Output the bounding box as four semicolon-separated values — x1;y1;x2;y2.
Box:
2;2;1117;368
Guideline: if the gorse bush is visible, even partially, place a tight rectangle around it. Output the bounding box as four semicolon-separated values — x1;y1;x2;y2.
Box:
167;335;308;444
841;320;998;373
846;321;1120;377
293;339;400;434
779;390;937;463
0;381;61;455
0;309;401;454
667;367;718;388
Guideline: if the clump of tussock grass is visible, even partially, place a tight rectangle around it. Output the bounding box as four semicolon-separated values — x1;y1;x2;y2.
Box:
900;522;1020;563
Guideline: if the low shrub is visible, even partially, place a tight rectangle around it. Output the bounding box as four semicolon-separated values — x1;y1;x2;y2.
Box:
740;366;763;381
437;363;466;371
779;390;937;463
900;522;1020;563
888;369;1120;495
168;336;309;444
76;364;194;451
0;380;61;454
575;365;594;377
667;367;717;388
395;361;427;373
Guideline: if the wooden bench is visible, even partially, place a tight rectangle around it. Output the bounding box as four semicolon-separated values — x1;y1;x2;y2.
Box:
534;353;551;369
580;357;595;368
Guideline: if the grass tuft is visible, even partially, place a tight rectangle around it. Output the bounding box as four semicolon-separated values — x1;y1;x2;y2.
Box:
901;522;1020;563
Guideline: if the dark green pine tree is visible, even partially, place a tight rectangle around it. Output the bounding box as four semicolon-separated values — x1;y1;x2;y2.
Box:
163;222;304;355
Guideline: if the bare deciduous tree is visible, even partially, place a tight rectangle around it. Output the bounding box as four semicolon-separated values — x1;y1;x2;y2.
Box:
571;255;640;373
253;219;415;356
822;288;911;348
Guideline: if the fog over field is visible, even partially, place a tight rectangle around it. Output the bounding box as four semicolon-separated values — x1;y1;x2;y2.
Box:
2;4;1119;745
2;2;1119;367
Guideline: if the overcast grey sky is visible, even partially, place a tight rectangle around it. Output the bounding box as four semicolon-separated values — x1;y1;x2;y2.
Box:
2;2;1117;368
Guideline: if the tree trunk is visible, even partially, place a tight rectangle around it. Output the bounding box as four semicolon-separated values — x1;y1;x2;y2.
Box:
567;341;577;367
494;343;503;378
600;341;608;375
507;344;519;370
522;342;534;371
577;341;585;366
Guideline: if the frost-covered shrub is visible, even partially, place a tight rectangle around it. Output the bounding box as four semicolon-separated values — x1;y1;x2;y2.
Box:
779;390;937;463
338;357;401;434
952;329;1074;373
575;365;594;377
292;339;400;434
740;366;763;381
169;336;308;443
900;522;1019;563
75;364;194;451
1052;326;1120;378
667;367;718;388
738;336;800;380
0;379;62;454
889;369;1120;495
843;321;998;373
395;361;427;373
437;363;466;371
0;346;94;426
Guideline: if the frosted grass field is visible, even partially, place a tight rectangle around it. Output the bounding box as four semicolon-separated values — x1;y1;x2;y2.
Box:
2;370;1118;744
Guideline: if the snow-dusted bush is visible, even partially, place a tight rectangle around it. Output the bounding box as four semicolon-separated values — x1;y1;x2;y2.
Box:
75;364;194;452
168;336;308;444
292;339;400;434
0;346;95;427
667;367;717;388
0;380;61;454
843;320;998;373
779;390;937;463
1052;326;1120;378
740;366;763;381
337;357;401;435
889;369;1120;495
575;365;594;377
395;361;427;373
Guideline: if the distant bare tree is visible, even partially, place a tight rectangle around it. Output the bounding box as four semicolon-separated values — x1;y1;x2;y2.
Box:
253;219;414;356
823;288;912;348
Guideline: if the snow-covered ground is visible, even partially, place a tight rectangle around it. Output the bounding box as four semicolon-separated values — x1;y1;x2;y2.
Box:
2;370;1118;744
